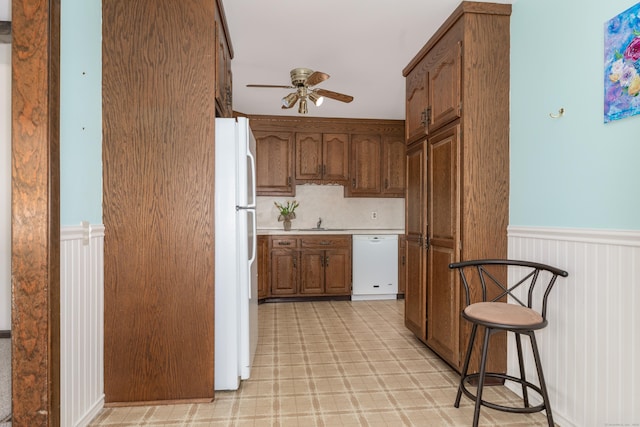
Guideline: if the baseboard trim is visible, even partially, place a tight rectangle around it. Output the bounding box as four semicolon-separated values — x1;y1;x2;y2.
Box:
261;295;351;303
0;330;10;339
104;397;213;408
73;395;104;427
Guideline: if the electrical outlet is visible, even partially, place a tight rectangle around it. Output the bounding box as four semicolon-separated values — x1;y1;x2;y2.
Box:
371;211;377;220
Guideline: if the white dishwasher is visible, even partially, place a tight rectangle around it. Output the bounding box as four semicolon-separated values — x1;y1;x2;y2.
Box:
352;235;398;300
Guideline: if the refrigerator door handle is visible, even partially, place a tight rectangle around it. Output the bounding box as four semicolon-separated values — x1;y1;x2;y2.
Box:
246;140;257;209
247;208;257;300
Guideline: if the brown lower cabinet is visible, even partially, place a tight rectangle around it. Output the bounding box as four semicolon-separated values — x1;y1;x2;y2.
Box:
264;235;351;298
257;236;269;299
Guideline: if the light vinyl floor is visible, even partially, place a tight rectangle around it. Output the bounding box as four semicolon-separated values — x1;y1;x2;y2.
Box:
89;300;551;426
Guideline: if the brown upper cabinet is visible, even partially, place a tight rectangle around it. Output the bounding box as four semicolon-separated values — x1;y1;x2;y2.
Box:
348;134;381;195
346;130;405;198
404;20;462;145
428;43;461;132
215;0;233;117
381;134;406;196
295;132;349;183
250;115;404;198
254;130;295;196
405;58;429;143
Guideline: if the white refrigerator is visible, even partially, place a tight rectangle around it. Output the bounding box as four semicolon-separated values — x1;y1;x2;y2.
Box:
214;117;258;390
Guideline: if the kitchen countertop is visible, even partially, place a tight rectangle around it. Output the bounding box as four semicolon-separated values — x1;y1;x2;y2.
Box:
258;228;404;236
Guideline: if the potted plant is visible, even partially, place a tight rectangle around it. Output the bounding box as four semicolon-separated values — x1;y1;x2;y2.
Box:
274;200;299;231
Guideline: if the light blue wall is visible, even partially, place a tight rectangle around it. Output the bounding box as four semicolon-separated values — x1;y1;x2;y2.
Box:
59;0;640;230
60;0;102;225
510;0;640;230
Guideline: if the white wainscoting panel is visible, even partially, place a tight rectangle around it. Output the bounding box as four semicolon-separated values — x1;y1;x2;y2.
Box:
508;226;639;427
61;223;104;427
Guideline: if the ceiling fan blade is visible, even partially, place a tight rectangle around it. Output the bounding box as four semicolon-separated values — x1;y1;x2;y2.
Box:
246;84;294;89
305;71;330;87
314;88;354;103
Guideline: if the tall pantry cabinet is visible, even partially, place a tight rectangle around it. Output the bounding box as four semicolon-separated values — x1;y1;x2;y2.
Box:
103;0;232;404
403;2;511;374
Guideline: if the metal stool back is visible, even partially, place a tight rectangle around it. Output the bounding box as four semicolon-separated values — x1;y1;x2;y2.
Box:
449;259;569;427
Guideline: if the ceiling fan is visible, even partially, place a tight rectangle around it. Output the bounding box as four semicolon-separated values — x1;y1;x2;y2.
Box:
247;68;354;114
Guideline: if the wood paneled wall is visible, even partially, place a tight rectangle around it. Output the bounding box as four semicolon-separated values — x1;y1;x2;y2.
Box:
103;0;216;404
11;0;61;425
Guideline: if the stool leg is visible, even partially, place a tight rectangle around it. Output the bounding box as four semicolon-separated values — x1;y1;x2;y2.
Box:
515;333;530;407
529;332;554;427
472;327;492;427
455;323;478;408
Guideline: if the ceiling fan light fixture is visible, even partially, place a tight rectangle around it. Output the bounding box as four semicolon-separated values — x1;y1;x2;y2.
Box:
308;92;324;107
248;67;353;113
282;92;298;108
298;98;308;114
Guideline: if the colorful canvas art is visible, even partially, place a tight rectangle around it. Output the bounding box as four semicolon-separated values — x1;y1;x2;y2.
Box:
604;2;640;123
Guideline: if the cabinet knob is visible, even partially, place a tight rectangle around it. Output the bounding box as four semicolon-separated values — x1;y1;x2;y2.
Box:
352;178;356;188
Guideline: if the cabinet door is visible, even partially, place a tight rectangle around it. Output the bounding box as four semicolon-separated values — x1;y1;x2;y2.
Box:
426;124;461;367
299;250;325;294
406;60;429;144
349;134;381;195
257;236;269;299
322;133;349;182
428;42;461;132
271;249;298;295
324;248;351;295
255;130;295;196
381;134;406;196
404;142;427;341
295;132;323;180
215;20;232;118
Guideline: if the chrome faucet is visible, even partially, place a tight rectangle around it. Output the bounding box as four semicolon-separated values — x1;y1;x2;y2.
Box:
316;217;322;229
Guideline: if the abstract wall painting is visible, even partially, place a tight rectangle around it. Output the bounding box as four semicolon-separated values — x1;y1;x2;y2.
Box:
604;2;640;123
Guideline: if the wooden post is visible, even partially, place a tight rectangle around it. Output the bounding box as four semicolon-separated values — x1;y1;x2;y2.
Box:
11;0;61;425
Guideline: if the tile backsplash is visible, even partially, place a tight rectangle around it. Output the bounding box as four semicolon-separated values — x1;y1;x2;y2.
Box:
257;184;405;230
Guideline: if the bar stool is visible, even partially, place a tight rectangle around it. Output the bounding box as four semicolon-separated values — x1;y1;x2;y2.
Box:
448;259;569;427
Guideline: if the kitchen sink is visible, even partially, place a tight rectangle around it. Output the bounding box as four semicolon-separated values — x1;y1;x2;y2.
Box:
297;228;346;231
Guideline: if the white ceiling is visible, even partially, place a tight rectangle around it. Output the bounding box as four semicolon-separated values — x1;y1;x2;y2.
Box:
222;0;512;120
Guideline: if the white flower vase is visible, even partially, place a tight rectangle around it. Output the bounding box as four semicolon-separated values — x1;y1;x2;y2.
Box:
278;212;295;231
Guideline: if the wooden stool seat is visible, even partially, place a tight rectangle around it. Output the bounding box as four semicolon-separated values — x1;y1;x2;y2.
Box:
464;302;544;330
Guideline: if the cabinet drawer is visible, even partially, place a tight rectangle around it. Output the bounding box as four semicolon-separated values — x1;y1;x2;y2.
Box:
271;237;298;248
300;236;350;248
